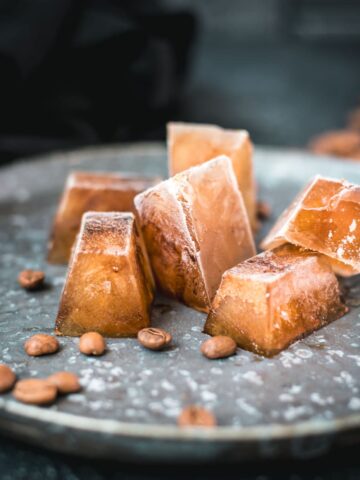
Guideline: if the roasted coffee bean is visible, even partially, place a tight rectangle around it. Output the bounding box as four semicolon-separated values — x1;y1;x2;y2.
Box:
79;332;106;356
47;372;81;394
347;108;360;131
13;379;57;405
309;129;360;157
24;334;59;357
137;327;172;351
18;269;45;290
0;364;16;393
177;405;216;427
201;335;237;359
256;200;271;220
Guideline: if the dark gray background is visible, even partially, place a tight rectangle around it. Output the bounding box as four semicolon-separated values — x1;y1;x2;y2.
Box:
173;0;360;147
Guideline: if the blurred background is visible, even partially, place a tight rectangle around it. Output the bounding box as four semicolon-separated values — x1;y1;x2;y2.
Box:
1;0;360;163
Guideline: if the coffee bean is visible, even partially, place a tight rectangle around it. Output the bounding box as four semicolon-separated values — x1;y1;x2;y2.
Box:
0;364;16;393
79;332;106;356
137;327;172;351
200;335;237;359
47;372;81;394
256;200;271;220
18;269;45;290
309;129;360;157
13;379;57;405
24;334;59;357
177;405;216;427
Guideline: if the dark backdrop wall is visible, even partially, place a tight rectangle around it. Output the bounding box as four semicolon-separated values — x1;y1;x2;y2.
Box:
0;0;360;163
176;0;360;147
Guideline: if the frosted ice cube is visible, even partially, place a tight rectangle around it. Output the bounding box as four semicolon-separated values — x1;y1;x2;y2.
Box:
135;155;256;312
167;122;257;229
55;212;154;337
204;244;348;357
261;176;360;276
48;171;161;264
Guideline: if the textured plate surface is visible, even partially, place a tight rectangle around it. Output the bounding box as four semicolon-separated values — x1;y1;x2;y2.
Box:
0;143;359;463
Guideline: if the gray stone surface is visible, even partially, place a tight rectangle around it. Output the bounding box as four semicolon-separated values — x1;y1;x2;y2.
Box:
0;143;359;462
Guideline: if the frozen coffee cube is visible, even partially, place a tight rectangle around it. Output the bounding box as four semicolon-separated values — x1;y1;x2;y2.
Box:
48;171;161;264
204;244;347;357
167;122;257;229
55;212;154;337
261;176;360;276
135;155;256;312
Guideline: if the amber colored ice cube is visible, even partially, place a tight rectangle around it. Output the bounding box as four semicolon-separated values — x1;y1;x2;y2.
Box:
167;122;257;229
47;171;161;264
204;244;347;357
261;176;360;276
135;155;256;313
55;212;155;337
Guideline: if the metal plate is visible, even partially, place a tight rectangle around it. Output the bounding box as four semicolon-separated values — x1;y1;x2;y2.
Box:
0;143;359;463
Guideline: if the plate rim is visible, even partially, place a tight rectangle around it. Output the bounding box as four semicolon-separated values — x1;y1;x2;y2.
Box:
1;394;360;442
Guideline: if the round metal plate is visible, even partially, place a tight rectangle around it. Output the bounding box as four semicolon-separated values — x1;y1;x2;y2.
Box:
0;143;359;463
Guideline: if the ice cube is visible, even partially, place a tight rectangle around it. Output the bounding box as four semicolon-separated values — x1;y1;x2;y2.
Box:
135;155;256;312
47;171;161;264
167;122;257;229
204;244;348;357
55;212;155;337
261;176;360;276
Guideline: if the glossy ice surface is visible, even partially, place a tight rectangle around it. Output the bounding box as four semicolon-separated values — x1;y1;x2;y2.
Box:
55;212;154;337
47;171;160;264
135;155;256;312
261;176;360;276
205;244;347;357
167;122;257;229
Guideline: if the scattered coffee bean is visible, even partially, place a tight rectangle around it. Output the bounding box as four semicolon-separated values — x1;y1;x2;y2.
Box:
137;327;172;351
47;372;81;394
347;107;360;131
18;269;45;290
177;405;216;427
256;200;271;220
13;379;57;405
79;332;106;356
24;334;59;357
0;364;16;393
201;335;237;359
309;129;360;157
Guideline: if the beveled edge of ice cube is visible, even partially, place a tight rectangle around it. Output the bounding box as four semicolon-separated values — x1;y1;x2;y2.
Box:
72;211;135;258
